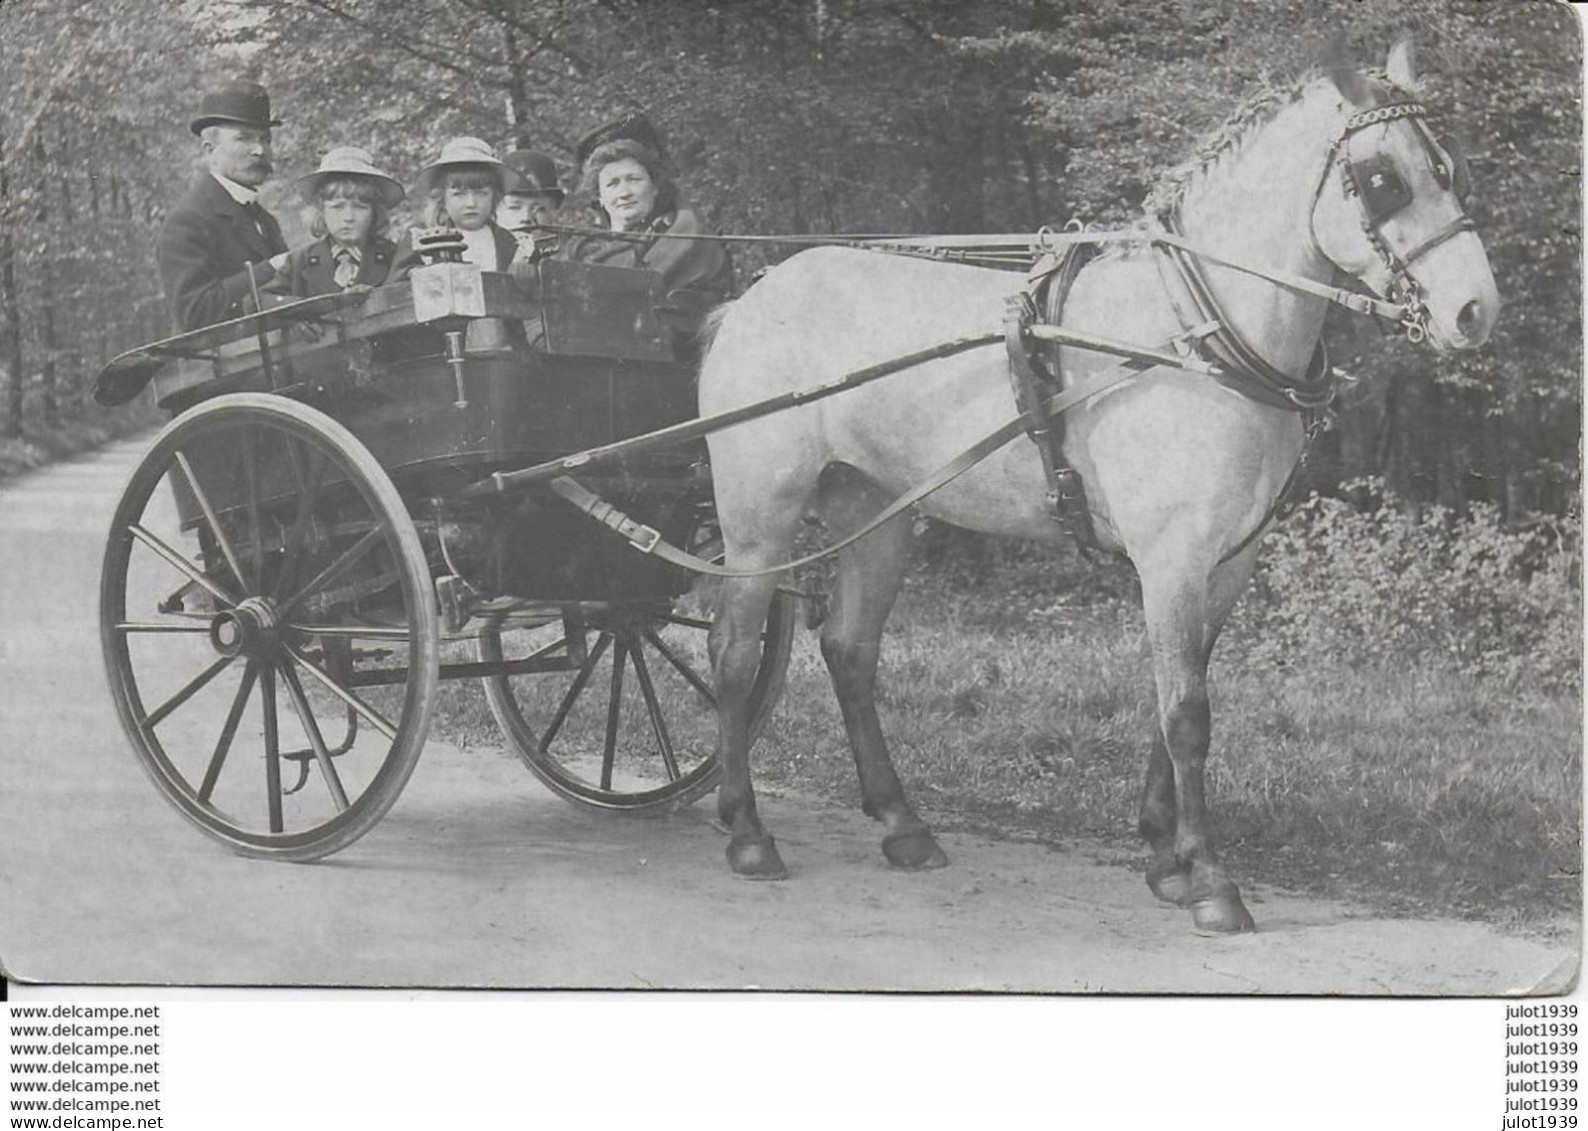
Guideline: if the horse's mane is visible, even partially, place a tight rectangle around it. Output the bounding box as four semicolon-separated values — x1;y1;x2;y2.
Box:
1143;75;1315;222
1144;69;1417;223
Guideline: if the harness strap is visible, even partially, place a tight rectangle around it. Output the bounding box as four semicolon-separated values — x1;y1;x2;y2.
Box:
549;345;1170;580
1215;412;1328;566
1398;215;1476;269
1155;219;1336;411
1004;291;1090;537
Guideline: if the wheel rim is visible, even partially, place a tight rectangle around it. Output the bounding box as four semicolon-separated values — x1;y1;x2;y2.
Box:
477;589;795;813
100;394;439;860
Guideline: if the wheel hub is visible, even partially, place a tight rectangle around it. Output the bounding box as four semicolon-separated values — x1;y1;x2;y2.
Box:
209;596;282;659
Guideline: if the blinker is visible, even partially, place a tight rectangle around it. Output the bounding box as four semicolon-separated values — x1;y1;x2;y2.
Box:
1432;134;1472;203
1351;154;1413;223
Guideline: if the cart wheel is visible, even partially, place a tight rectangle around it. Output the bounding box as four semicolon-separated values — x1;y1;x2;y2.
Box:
477;588;796;814
101;393;439;861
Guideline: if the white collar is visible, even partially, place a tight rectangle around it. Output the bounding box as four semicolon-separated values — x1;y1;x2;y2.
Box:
210;171;259;206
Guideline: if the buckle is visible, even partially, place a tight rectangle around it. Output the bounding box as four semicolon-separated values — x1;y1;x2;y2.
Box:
1051;468;1084;502
629;523;662;554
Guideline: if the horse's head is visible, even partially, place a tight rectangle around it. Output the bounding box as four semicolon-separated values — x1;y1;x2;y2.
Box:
1310;38;1499;350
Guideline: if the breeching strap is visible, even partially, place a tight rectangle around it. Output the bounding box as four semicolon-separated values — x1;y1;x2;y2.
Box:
547;347;1169;580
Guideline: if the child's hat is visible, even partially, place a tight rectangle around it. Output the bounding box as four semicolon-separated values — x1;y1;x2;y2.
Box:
501;150;565;204
575;111;665;168
295;146;404;208
415;136;504;193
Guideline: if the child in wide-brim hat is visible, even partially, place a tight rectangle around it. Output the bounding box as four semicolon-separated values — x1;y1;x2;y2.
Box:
400;136;519;274
268;146;403;298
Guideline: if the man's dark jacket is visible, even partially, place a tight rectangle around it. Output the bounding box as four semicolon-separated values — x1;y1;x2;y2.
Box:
157;173;288;331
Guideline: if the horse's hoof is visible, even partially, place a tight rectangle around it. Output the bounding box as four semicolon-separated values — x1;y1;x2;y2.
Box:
882;828;949;871
1189;887;1257;936
1146;862;1193;907
727;835;787;880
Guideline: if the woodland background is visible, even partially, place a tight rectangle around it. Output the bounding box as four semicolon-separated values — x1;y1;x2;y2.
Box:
0;0;1580;518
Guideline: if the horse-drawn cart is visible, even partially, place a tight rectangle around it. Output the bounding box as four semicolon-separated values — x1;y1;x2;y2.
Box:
94;45;1500;938
95;258;796;861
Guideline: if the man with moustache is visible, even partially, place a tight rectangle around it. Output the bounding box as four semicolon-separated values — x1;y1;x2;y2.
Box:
157;80;292;331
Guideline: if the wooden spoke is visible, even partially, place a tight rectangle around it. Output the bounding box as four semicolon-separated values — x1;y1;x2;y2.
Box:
628;635;680;781
284;644;398;740
271;447;329;603
115;622;212;634
538;632;611;755
643;628;716;706
286;623;414;640
241;427;264;591
129;523;238;608
141;654;236;731
279;524;386;617
199;660;258;804
174;449;251;596
278;661;350;811
658;612;714;633
261;663;284;834
600;635;627;792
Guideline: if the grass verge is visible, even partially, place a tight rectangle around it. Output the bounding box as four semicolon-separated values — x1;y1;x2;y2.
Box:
0;400;163;482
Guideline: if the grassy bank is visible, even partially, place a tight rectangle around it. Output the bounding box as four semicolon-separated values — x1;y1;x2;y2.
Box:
755;582;1578;925
0;400;163;482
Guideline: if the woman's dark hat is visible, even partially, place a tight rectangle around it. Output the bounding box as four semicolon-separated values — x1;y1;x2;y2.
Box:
501;150;565;204
575;111;665;167
190;80;281;136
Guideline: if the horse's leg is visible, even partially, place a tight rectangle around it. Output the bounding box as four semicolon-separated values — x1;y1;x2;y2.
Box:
815;468;948;870
710;495;809;880
1136;542;1259;934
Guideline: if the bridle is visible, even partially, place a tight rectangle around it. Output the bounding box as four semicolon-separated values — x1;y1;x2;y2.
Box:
1314;98;1476;344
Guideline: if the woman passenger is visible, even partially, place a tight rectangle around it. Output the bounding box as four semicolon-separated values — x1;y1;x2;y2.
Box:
563;112;734;336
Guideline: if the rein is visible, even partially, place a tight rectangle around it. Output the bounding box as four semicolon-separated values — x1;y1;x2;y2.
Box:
541;95;1470;579
539;221;1412;325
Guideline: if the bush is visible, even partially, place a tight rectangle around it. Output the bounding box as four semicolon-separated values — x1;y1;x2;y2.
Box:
1228;480;1581;694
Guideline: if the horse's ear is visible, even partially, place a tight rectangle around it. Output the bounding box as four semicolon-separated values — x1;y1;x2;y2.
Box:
1324;35;1373;108
1386;35;1420;91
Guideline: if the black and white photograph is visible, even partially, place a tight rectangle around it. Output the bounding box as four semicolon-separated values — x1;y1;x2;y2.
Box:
0;0;1581;1121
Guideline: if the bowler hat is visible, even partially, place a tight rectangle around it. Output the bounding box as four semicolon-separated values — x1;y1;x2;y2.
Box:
295;146;404;209
501;150;565;204
190;80;281;136
414;136;504;193
575;111;665;168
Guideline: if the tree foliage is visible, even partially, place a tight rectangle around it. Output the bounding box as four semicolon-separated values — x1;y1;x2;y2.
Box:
0;0;1578;517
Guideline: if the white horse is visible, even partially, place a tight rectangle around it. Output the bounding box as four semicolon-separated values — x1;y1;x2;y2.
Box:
698;42;1498;933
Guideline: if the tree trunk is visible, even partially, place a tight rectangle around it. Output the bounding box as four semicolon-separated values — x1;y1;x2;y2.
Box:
33;137;57;426
502;26;532;149
0;128;24;438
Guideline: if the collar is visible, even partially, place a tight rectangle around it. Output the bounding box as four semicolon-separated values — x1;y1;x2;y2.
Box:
210;171;259;206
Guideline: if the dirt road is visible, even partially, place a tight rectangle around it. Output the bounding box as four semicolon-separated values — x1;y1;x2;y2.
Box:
0;436;1575;993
